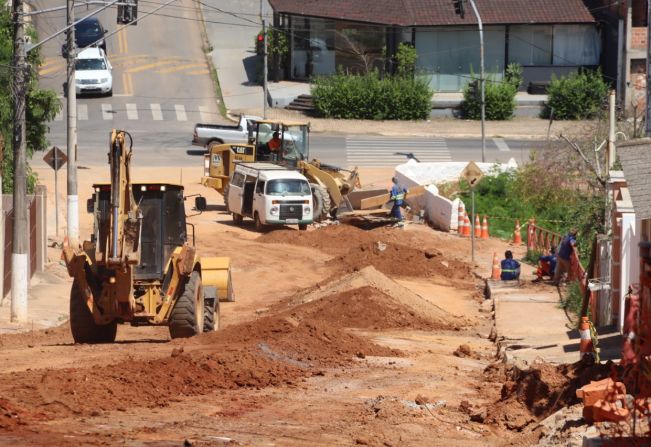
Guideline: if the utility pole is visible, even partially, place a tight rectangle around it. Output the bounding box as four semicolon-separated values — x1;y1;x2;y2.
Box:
262;18;268;119
468;0;486;163
11;0;28;322
66;0;79;244
607;89;616;169
455;0;485;162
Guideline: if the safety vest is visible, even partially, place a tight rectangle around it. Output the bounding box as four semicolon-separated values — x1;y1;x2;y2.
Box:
392;192;405;201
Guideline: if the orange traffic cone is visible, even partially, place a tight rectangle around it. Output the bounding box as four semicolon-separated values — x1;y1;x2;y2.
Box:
513;219;522;244
481;215;489;239
579;316;594;361
457;203;465;234
462;213;471;237
474;214;481;238
491;252;501;280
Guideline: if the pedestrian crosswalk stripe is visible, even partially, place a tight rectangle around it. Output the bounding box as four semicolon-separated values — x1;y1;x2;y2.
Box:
345;136;451;166
493;138;510;152
78;104;88;121
198;106;211;123
126;103;138;120
175;104;187;121
151;103;163;121
101;104;113;120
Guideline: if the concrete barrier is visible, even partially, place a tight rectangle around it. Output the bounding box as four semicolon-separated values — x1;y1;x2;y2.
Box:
395;159;516;232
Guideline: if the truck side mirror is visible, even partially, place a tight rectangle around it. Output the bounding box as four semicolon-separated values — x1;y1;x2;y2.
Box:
86;198;94;213
195;196;207;211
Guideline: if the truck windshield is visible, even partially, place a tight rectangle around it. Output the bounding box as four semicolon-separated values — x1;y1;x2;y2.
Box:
281;125;308;162
266;179;311;196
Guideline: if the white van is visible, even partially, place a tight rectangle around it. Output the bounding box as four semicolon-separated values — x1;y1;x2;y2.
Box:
227;162;313;231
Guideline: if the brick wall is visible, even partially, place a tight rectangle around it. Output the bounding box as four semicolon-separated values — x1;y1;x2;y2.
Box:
632;27;648;49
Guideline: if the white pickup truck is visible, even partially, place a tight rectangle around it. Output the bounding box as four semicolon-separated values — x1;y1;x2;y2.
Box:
192;114;262;150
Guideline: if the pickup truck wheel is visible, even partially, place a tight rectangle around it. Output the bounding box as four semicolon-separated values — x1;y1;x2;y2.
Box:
168;271;204;339
310;183;331;222
232;213;243;225
298;224;308;231
70;280;117;344
206;140;224;153
254;212;265;232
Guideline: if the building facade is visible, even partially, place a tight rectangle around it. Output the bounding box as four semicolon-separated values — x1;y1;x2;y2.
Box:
270;0;601;92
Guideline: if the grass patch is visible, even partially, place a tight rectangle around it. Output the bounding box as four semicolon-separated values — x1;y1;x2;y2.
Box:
560;281;584;323
523;249;543;266
209;65;228;119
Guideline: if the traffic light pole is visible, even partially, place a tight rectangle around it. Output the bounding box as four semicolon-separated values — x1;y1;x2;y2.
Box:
11;0;28;322
467;0;486;163
262;18;268;119
66;0;79;245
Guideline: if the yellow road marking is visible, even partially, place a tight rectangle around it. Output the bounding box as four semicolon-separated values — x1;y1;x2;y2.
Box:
125;60;177;73
40;58;60;68
156;63;206;74
39;64;65;76
187;69;210;75
122;72;133;96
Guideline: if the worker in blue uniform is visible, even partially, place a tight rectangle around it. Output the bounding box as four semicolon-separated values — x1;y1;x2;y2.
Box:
390;177;407;221
500;250;521;281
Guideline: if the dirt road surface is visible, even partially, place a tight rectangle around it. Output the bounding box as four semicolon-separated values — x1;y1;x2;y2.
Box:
0;164;602;446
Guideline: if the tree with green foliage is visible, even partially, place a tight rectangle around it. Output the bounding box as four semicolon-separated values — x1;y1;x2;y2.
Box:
543;70;608;120
394;42;417;78
0;7;61;193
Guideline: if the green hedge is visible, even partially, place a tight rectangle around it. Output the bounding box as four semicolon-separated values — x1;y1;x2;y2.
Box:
311;72;432;120
543;70;608;120
461;64;521;120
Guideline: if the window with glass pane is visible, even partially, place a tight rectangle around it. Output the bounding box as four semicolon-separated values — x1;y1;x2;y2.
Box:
509;25;552;66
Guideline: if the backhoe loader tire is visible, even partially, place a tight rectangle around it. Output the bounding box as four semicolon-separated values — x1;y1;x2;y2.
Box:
168;271;204;339
70;280;117;344
203;298;220;332
310;183;331;222
223;184;230;211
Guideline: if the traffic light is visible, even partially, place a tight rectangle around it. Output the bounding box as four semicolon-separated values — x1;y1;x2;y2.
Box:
256;32;265;55
453;0;465;18
117;0;138;25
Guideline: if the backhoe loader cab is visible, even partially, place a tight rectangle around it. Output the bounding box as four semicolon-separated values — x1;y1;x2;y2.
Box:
247;120;309;165
63;129;233;344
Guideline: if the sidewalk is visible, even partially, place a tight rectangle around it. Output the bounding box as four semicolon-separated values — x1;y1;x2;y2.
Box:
488;272;621;365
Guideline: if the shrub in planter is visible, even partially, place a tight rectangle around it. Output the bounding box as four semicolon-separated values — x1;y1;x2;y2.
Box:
311;71;432;120
542;70;608;120
461;64;521;120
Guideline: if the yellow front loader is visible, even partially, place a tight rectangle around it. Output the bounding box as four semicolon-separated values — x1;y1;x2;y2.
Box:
62;130;233;343
199;120;386;221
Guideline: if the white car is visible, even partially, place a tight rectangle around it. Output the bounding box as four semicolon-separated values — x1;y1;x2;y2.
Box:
75;47;112;96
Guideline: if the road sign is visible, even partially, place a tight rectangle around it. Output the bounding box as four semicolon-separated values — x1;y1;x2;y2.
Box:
461;161;483;187
43;146;67;171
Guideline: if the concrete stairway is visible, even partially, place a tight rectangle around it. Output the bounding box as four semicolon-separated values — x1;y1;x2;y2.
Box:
285;94;315;113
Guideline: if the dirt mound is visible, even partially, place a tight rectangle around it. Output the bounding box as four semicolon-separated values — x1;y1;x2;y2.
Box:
287;286;437;330
278;266;468;329
329;241;473;280
0;292;398;419
0;324;72;349
258;225;376;256
483;361;613;431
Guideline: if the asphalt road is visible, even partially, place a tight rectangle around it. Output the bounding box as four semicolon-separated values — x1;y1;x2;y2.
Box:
31;0;219;168
29;1;539;171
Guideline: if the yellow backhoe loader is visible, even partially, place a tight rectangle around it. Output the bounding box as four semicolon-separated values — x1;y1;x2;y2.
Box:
199;120;387;221
62;129;233;343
